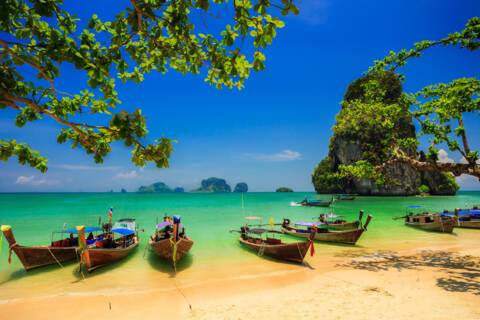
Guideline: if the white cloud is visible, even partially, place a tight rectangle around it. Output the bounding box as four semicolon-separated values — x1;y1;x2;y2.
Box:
437;149;454;163
115;170;139;179
15;175;59;186
55;164;122;171
456;174;480;190
245;150;302;162
15;176;34;184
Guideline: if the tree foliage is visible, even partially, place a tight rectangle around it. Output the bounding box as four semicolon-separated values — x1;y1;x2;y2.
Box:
0;0;298;171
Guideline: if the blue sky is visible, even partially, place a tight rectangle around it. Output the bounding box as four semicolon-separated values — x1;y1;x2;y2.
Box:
1;0;480;192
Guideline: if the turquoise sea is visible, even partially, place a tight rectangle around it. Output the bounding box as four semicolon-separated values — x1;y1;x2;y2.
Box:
0;191;479;300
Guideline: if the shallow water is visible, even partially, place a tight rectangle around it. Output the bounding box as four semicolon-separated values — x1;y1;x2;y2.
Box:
0;191;479;300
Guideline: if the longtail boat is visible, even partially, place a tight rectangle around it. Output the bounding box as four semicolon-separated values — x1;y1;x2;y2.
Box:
78;218;139;272
317;210;365;230
442;207;480;229
235;216;315;263
149;215;193;269
0;224;102;271
336;194;356;200
401;206;455;233
282;214;372;245
294;196;335;207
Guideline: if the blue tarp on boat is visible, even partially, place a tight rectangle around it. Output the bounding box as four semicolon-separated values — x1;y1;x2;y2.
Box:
111;228;135;236
58;227;102;234
406;205;422;209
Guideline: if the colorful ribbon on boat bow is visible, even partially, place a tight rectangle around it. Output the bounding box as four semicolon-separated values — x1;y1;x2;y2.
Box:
309;225;317;257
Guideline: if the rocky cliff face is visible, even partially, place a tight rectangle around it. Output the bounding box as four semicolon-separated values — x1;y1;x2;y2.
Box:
192;177;231;192
312;71;458;196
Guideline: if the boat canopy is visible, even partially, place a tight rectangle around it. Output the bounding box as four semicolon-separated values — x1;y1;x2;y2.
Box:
156;222;182;229
112;228;135;236
443;209;480;216
156;221;171;229
113;219;136;231
295;221;322;227
56;227;102;234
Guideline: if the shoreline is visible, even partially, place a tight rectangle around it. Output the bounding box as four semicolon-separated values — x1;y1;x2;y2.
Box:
1;234;479;319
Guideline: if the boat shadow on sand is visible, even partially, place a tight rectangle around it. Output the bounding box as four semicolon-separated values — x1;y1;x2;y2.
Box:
336;250;480;295
146;249;193;277
235;242;315;270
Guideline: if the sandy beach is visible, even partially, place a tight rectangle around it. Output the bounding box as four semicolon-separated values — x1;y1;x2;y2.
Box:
1;229;479;320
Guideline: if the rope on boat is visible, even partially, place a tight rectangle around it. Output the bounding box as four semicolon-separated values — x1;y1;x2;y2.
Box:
75;248;86;280
295;242;304;261
258;242;265;257
8;242;18;264
46;246;64;268
170;237;178;272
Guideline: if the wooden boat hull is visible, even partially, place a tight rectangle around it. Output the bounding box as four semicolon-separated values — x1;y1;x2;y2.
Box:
283;227;364;245
10;245;77;271
82;238;139;272
454;220;480;229
1;225;78;271
302;202;331;207
149;237;194;264
405;220;455;233
239;237;310;263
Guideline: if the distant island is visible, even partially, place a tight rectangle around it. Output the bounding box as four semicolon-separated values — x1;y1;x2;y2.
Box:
136;179;247;193
276;187;293;192
137;183;187;193
121;188;127;193
191;177;231;193
233;182;248;193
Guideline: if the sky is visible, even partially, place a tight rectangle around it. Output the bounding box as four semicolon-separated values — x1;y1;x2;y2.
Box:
1;0;480;192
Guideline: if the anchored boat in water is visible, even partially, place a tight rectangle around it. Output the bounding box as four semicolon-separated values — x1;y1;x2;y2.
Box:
399;206;456;233
292;196;335;207
336;194;357;201
1;224;78;271
78;218;139;272
234;216;316;263
442;207;480;229
0;224;103;271
282;214;372;245
149;215;194;270
317;210;365;231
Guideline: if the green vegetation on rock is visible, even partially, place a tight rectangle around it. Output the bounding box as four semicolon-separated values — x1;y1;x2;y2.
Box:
312;71;458;196
137;182;172;193
192;177;231;193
